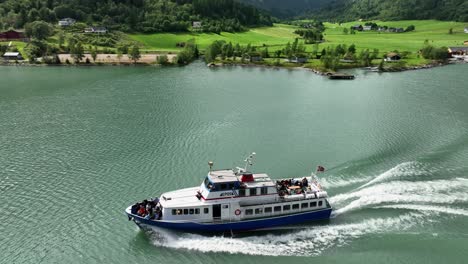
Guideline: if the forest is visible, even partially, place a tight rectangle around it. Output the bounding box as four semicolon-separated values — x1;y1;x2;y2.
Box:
312;0;468;22
0;0;273;32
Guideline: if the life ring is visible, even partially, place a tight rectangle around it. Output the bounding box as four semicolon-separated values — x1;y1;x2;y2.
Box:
234;209;241;216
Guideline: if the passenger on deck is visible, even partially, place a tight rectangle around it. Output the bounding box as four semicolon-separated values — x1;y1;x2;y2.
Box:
302;177;308;187
137;204;147;217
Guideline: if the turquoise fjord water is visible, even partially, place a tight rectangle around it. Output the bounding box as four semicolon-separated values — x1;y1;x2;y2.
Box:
1;62;468;263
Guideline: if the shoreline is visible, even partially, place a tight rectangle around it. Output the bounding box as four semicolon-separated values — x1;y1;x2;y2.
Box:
1;58;464;75
207;60;459;76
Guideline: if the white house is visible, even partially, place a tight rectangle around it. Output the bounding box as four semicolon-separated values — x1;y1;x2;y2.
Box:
363;26;372;31
465;27;468;33
192;21;202;30
58;18;76;27
84;27;108;34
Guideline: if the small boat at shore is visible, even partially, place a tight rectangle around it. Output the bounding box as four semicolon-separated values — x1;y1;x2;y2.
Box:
328;73;355;80
125;153;332;233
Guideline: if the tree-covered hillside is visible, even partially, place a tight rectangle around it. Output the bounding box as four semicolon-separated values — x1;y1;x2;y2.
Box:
0;0;273;32
314;0;468;22
238;0;329;18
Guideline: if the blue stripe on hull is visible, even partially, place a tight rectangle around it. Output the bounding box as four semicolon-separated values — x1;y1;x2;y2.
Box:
128;208;332;232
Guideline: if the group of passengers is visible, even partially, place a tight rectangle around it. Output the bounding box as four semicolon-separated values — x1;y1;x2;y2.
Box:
277;178;309;196
130;197;162;220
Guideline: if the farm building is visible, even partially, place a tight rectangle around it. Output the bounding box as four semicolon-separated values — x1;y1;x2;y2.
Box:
58;18;76;27
0;30;26;40
351;25;363;31
363;26;373;31
384;52;401;62
465;27;468;33
3;52;23;60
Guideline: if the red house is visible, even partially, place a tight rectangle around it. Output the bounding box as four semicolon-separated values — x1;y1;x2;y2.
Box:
0;30;26;40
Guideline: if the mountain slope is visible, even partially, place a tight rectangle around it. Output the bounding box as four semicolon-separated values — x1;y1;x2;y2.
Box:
238;0;329;18
314;0;468;22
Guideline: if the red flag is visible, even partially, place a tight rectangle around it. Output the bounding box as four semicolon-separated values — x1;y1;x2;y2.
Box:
317;165;325;172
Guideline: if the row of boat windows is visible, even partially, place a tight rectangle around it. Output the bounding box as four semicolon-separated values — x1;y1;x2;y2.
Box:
244;200;323;216
171;208;210;215
238;187;269;196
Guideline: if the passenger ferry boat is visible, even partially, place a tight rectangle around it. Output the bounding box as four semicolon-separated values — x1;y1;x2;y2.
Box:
125;153;332;233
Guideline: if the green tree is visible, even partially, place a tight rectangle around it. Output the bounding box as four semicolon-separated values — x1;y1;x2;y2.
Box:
343;28;349;34
71;42;84;63
157;55;169;65
91;46;98;62
58;31;65;48
449;28;453;34
25;21;53;40
348;44;356;54
129;45;141;64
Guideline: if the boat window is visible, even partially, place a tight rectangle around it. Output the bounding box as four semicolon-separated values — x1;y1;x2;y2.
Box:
238;189;246;196
228;183;235;189
274;206;282;212
310;201;317;207
204;208;209;214
301;203;309;209
183;209;188;215
265;207;272;213
245;209;253;215
204;177;212;189
318;200;323;207
283;205;290;211
250;188;257;196
255;208;263;214
195;208;200;214
292;204;299;210
189;209;194;214
172;209;177;215
261;187;268;195
223;204;229;209
176;209;182;215
220;183;227;190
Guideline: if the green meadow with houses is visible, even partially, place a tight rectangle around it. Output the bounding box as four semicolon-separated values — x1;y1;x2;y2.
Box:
1;19;467;71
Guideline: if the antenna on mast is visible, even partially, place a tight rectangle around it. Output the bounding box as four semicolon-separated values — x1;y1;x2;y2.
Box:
244;152;256;172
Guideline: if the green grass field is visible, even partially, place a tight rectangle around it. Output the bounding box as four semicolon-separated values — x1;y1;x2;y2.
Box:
323;20;467;53
129;20;468;55
129;24;298;52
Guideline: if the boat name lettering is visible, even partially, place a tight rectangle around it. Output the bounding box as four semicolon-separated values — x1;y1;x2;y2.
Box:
220;192;235;196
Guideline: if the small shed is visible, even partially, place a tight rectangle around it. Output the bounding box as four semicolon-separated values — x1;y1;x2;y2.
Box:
288;55;308;63
384;52;401;62
58;18;76;27
3;52;23;60
245;52;262;62
192;21;202;29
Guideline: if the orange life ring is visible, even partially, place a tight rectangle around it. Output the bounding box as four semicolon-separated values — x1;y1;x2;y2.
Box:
234;209;241;216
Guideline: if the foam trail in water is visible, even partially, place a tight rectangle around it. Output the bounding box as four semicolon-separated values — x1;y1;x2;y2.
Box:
360;161;434;188
378;204;468;217
331;178;468;215
320;176;373;189
149;213;425;256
